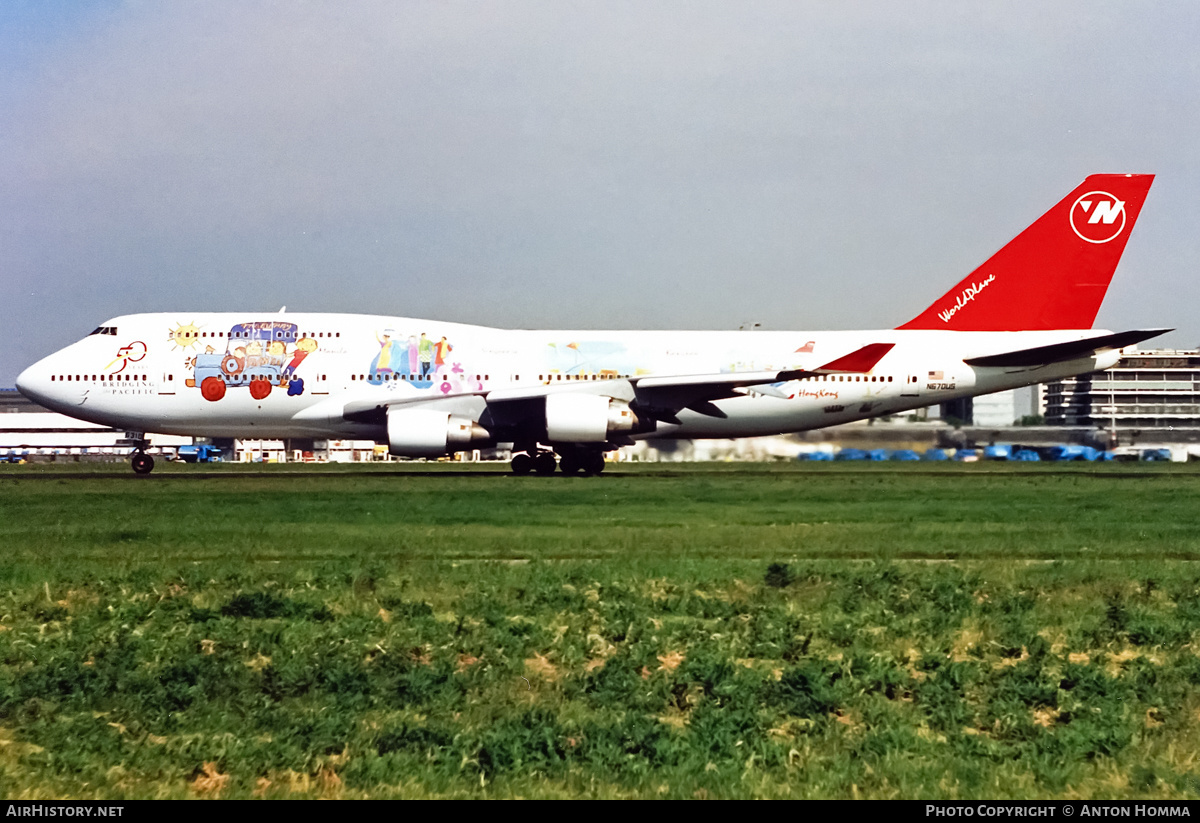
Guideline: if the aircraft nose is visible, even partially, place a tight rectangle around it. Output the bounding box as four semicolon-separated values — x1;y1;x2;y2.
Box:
16;360;50;406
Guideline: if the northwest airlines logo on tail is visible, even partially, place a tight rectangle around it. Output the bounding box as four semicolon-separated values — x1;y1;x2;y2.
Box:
1070;191;1126;244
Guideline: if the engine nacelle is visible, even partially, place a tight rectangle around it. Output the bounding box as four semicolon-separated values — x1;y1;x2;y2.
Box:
387;408;490;457
544;394;639;443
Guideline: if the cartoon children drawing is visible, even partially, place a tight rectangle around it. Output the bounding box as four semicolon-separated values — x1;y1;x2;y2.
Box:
363;330;452;389
266;341;287;383
434;336;453;371
245;340;264;370
372;329;406;377
418;333;433;378
285;337;317;378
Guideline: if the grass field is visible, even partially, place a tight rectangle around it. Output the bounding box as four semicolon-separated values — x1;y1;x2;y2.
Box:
3;463;1200;798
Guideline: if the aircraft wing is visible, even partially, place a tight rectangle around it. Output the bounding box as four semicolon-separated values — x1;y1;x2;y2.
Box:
963;329;1171;368
337;342;896;425
628;343;895;420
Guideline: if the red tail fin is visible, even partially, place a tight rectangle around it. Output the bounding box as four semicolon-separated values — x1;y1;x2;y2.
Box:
898;174;1153;331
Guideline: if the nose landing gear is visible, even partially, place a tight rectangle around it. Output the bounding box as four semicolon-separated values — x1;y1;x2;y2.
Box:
131;452;155;475
120;432;154;474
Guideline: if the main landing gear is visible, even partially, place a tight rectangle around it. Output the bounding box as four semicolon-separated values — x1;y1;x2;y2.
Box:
509;446;606;476
510;451;557;476
559;450;605;476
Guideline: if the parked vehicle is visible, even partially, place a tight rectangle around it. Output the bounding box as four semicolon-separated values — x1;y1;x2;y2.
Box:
175;445;223;463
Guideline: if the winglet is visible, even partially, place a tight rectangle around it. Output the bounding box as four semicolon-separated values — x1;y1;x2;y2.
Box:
815;343;895;373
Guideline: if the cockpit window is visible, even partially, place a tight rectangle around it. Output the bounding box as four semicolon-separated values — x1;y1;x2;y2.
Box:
88;326;118;336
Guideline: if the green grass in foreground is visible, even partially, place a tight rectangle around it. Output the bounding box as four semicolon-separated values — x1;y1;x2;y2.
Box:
2;464;1200;798
4;461;1200;563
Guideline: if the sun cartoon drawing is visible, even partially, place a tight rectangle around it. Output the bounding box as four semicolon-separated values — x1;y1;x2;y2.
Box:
168;321;202;351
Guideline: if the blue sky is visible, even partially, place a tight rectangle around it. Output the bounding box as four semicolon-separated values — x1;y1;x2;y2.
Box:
3;1;1198;385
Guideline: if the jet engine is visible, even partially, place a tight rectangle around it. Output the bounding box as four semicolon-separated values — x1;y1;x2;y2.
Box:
386;408;491;457
544;394;641;443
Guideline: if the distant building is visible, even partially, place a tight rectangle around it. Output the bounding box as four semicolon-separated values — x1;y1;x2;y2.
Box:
0;388;191;459
940;387;1043;428
1014;384;1046;420
0;388;468;463
0;388;37;414
1045;349;1200;443
972;390;1020;427
938;396;973;425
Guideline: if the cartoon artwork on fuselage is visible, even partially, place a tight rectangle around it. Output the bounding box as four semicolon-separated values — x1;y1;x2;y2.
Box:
369;330;454;390
545;340;631;380
167;322;203;352
187;322;317;402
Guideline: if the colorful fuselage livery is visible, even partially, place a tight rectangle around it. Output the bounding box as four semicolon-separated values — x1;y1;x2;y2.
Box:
18;175;1165;475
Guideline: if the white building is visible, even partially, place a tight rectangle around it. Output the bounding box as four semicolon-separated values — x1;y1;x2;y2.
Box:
1045;349;1200;438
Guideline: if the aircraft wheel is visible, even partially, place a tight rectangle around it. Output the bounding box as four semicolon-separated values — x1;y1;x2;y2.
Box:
511;453;533;475
249;379;272;400
533;452;557;476
584;452;606;475
559;454;580;475
131;453;155;475
201;376;227;402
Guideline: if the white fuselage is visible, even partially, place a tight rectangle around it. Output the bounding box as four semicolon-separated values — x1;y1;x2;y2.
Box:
16;313;1120;444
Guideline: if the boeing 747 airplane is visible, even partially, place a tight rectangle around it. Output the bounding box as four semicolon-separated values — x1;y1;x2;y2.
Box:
16;174;1164;475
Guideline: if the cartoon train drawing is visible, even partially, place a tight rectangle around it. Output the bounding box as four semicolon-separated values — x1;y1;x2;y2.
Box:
193;322;314;401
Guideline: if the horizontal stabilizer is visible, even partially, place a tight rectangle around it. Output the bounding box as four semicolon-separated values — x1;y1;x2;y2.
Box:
813;343;895;374
963;329;1171;368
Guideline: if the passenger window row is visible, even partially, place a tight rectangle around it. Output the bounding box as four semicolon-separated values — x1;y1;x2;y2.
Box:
351;373;461;382
176;330;341;339
52;374;145;382
346;373;632;384
802;375;895;382
538;374;626;381
48;370;905;386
